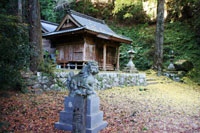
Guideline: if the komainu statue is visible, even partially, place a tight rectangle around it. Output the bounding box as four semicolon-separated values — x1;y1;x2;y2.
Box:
67;61;99;97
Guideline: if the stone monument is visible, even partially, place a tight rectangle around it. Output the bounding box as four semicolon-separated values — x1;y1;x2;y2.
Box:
123;46;138;73
55;61;107;133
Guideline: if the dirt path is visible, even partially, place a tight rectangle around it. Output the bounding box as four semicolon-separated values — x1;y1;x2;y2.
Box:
99;73;200;132
1;73;200;132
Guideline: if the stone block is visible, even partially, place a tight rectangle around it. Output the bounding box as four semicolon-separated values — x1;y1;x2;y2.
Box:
86;111;103;128
60;72;68;78
64;96;74;112
50;84;59;90
32;84;41;89
55;122;73;131
86;121;108;133
87;96;100;115
59;111;73;124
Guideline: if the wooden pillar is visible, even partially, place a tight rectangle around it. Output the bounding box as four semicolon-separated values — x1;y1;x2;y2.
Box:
64;63;66;69
116;46;120;71
103;44;107;71
83;38;86;61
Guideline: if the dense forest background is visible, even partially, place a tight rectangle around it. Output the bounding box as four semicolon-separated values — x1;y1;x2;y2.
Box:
41;0;200;83
0;0;200;90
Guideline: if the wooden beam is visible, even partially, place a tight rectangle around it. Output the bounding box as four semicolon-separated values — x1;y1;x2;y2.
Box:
103;43;107;71
116;46;120;71
97;34;110;40
85;29;132;44
55;14;81;32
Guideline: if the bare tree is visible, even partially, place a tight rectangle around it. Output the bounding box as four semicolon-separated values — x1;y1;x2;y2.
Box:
28;0;43;72
54;0;74;11
153;0;165;76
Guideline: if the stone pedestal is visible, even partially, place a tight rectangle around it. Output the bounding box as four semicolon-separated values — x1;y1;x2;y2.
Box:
86;95;107;133
55;95;107;133
55;96;74;131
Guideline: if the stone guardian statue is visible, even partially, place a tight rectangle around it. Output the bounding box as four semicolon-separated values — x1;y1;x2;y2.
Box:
67;61;99;97
55;61;107;133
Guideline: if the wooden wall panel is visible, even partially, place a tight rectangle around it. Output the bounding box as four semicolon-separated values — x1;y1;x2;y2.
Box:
57;41;84;62
85;44;95;61
68;45;73;61
94;37;119;70
57;46;65;61
42;38;56;54
96;45;103;65
106;46;116;65
84;36;96;61
64;45;69;61
73;52;83;61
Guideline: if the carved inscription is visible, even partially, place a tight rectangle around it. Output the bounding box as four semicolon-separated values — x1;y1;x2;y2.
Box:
72;96;86;133
73;108;82;133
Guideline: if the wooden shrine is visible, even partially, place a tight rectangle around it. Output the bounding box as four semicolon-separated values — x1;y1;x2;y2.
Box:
42;10;132;70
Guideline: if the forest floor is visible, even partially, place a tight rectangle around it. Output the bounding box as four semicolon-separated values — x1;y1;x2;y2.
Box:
0;71;200;132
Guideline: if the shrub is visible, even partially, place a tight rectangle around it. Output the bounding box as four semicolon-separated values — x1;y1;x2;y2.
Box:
110;23;153;70
0;15;30;90
38;51;56;74
113;1;150;24
71;1;99;18
40;0;57;23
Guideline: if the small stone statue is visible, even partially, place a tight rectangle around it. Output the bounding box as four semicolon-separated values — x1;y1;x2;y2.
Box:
67;61;99;97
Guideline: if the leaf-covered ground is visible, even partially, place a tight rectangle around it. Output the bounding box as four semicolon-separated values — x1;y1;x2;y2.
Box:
99;73;200;132
1;72;200;132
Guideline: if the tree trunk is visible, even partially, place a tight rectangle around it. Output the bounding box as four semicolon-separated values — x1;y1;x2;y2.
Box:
153;0;165;76
18;0;22;22
28;0;43;72
112;0;115;6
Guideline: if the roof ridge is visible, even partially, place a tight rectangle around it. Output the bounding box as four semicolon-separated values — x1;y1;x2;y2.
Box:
42;27;85;36
70;10;105;24
41;20;59;26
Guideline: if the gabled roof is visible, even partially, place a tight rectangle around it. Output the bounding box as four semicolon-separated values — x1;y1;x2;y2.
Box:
43;10;132;44
41;20;58;33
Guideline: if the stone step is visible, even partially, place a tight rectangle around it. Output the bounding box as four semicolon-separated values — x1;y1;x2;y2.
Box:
146;79;157;81
147;80;172;85
147;82;159;85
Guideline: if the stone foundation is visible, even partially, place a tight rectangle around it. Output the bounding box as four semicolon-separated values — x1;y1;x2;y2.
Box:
26;71;147;91
95;73;146;90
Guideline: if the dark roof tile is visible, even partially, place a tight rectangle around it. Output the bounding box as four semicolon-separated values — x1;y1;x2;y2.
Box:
41;20;58;33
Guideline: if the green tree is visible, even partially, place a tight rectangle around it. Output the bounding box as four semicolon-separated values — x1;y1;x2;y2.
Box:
113;0;150;24
40;0;57;22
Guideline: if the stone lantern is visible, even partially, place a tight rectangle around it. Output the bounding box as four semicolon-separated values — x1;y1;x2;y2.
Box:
123;46;138;73
167;50;175;71
163;50;181;82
